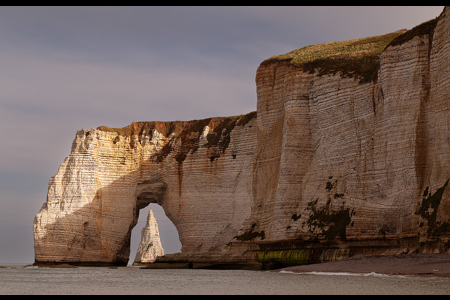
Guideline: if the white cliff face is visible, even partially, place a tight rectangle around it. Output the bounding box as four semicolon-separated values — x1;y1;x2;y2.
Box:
133;210;164;265
33;127;168;264
238;8;450;251
33;114;257;265
34;7;450;267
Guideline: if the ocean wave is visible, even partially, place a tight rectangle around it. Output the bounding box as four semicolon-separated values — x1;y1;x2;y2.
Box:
279;270;411;278
24;265;49;269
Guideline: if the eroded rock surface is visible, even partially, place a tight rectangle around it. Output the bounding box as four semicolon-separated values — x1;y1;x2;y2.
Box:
34;114;257;265
34;7;450;268
133;210;164;265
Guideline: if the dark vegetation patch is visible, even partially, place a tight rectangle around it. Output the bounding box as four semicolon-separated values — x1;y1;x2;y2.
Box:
234;223;266;242
386;13;442;48
325;181;335;191
261;8;444;85
416;179;450;236
261;30;406;84
291;213;301;221
97;111;257;163
334;193;344;199
303;198;355;241
256;250;311;267
237;111;257;127
206;117;238;154
112;135;120;144
301;179;354;241
98;121;183;139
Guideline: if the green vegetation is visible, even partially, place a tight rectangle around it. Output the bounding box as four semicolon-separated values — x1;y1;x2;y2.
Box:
261;30;406;83
262;9;443;84
387;14;441;48
256;250;311;266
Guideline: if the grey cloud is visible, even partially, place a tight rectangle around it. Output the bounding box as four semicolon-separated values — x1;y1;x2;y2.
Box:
0;49;256;178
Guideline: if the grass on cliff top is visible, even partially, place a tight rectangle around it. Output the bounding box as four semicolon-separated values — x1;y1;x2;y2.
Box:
261;30;407;83
262;9;444;84
97;111;257;138
386;14;441;48
97;111;257;163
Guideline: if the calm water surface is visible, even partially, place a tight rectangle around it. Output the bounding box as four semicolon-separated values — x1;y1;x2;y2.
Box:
1;265;450;295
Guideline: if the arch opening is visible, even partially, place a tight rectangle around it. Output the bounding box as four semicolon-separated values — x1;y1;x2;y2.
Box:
128;180;181;265
129;204;182;265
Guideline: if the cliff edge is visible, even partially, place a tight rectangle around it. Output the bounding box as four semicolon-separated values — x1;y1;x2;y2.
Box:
34;7;450;269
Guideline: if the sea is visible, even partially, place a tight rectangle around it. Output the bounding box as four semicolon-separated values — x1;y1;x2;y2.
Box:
1;264;450;295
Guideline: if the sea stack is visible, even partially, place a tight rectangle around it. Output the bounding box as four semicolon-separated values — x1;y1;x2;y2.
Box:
133;210;164;265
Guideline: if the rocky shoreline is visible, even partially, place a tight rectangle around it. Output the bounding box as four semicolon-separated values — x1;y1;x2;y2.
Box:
274;254;450;278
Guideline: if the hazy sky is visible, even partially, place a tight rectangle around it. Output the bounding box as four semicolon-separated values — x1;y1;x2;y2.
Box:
0;6;444;264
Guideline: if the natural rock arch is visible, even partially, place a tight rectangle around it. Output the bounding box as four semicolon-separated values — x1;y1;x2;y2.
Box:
34;7;450;268
34;114;257;266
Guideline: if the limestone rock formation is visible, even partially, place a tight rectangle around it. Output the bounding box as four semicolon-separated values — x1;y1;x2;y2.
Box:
133;210;164;265
34;7;450;268
34;113;257;265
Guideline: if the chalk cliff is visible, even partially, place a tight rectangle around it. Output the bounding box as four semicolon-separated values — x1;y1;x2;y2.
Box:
133;210;164;265
34;6;450;268
34;113;257;265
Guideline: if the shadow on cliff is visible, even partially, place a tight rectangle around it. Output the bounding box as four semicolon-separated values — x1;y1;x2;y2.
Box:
34;164;178;266
34;113;258;266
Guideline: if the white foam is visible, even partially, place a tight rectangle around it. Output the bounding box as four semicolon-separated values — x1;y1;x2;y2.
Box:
279;270;411;278
24;265;50;269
